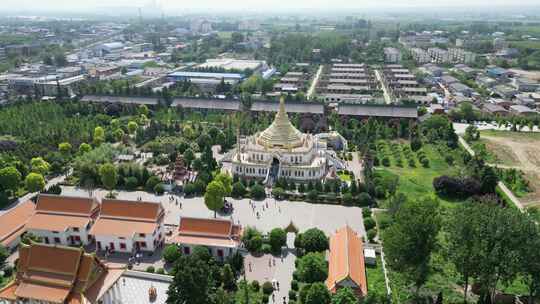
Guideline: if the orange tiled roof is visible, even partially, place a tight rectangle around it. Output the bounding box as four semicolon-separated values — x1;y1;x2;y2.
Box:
90;199;164;238
325;226;368;296
169;217;242;248
25;213;90;232
100;199;164;221
0;282;17;300
15;282;71;303
0;243;110;303
0;200;35;247
25;195;99;232
36;194;99;216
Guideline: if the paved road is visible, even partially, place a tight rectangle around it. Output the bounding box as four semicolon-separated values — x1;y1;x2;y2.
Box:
346;152;365;183
374;70;392;104
307;65;323;100
245;235;296;304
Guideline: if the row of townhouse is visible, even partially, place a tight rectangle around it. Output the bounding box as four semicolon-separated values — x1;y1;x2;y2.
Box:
381;65;429;104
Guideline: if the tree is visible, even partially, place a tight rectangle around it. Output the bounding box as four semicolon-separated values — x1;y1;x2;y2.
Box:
214;172;233;196
58;142;72;154
99;163;118;194
383;197;441;294
231;181;246;198
297;252;328;283
519;212;540;304
221;263;236;292
167;255;215;304
93;126;105;146
204;181;226;217
446;204;483;303
30;157;50;175
25;172;45;193
0;245;7;270
127;121;138;134
242;227;263;253
163;244;181;264
331;287;357;304
113;129;125;142
269;228;287;254
300;228;328;253
0;166;22;194
250;183;266;200
79;143;91;154
183;148;195;168
305;282;331;304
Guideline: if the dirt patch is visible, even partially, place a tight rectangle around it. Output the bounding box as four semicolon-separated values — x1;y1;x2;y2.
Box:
480;134;540;207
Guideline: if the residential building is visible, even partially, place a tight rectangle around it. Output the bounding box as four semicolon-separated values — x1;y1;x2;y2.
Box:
440;75;459;85
383;48;401;63
486;67;511;79
449;82;474;97
0;201;35;251
492;85;517;99
168;217;242;260
0;243;110;303
449;48;476;64
493;37;508;51
410;48;431;64
25;194;100;247
512;78;540;92
0;47;5;61
90;199;165;253
428;48;452;64
482;103;509;116
510;105;538;116
325;226;368;297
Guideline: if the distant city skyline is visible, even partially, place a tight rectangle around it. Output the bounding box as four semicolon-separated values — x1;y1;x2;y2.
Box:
1;0;540;13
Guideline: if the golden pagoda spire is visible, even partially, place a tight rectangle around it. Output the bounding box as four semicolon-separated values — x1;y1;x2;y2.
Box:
256;96;303;149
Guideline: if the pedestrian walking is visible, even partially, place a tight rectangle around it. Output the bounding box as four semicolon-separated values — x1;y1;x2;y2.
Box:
277;281;280;290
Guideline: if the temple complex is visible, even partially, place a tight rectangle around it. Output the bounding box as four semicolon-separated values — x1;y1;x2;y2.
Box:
231;97;346;185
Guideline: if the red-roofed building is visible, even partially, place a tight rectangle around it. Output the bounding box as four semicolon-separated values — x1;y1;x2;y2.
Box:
25;194;100;247
0;201;35;251
0;243;120;304
168;217;242;260
90;199;165;253
325;226;368;297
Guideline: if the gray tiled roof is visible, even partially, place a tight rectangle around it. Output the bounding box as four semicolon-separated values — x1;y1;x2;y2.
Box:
251;101;324;114
338;104;418;118
172;98;240;110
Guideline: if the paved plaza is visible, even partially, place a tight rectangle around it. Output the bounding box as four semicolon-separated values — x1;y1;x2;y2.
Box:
60;186;366;236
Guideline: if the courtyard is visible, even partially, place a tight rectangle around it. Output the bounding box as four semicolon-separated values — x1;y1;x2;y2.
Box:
60;186;366;236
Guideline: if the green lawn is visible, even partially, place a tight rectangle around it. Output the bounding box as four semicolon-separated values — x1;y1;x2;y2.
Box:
372;143;470;303
375;144;463;208
366;255;387;296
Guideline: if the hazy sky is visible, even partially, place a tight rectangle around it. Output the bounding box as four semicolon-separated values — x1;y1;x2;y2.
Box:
2;0;539;12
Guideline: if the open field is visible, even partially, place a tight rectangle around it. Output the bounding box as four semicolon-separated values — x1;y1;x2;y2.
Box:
375;143;463;208
478;130;540;206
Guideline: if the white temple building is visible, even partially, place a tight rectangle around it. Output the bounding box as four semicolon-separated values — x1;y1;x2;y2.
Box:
231;97;346;185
